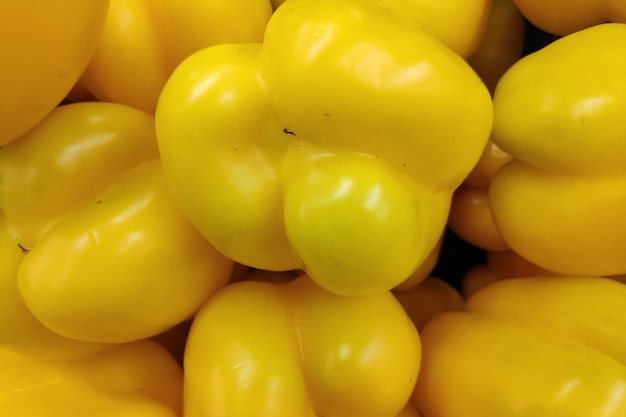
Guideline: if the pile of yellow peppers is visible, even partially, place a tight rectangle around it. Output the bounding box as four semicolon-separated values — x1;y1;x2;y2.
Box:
2;0;626;415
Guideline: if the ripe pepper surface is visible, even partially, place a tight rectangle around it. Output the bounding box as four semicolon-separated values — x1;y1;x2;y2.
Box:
0;209;108;360
184;274;420;417
512;0;626;36
271;0;493;58
447;0;523;252
156;0;493;296
0;339;184;416
77;0;273;113
415;276;626;416
0;0;109;145
489;23;626;277
0;102;233;355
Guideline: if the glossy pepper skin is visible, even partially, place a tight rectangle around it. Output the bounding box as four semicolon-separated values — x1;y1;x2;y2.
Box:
78;0;273;113
156;0;493;296
0;0;109;145
415;276;626;417
378;0;493;58
513;0;626;36
447;0;523;251
0;210;109;360
0;339;184;416
490;23;626;277
270;0;492;58
0;102;233;353
184;274;420;417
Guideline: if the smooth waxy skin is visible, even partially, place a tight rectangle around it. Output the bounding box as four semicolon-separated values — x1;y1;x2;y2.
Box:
270;0;492;57
368;0;493;58
513;0;626;35
0;340;184;417
184;275;421;417
490;23;626;276
415;276;626;416
79;0;273;113
0;102;232;349
0;211;109;360
465;277;626;361
156;0;493;296
0;0;109;145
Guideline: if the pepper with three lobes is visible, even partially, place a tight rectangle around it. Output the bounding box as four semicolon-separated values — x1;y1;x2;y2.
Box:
416;276;626;416
0;102;233;360
185;274;421;417
155;0;493;296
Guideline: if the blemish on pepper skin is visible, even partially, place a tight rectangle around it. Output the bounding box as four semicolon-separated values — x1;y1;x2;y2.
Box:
17;243;30;254
283;128;296;135
95;200;103;204
323;111;331;117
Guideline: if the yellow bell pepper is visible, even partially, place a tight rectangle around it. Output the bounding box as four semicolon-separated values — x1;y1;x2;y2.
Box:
447;140;512;252
229;261;463;329
0;0;109;145
392;238;443;292
513;0;626;36
415;276;626;416
0;339;183;416
270;0;493;58
393;276;464;330
155;0;493;296
232;236;444;292
466;0;526;95
0;209;109;360
78;0;273;113
461;248;556;297
447;0;523;252
490;23;626;277
184;274;420;417
0;102;233;354
373;0;493;58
